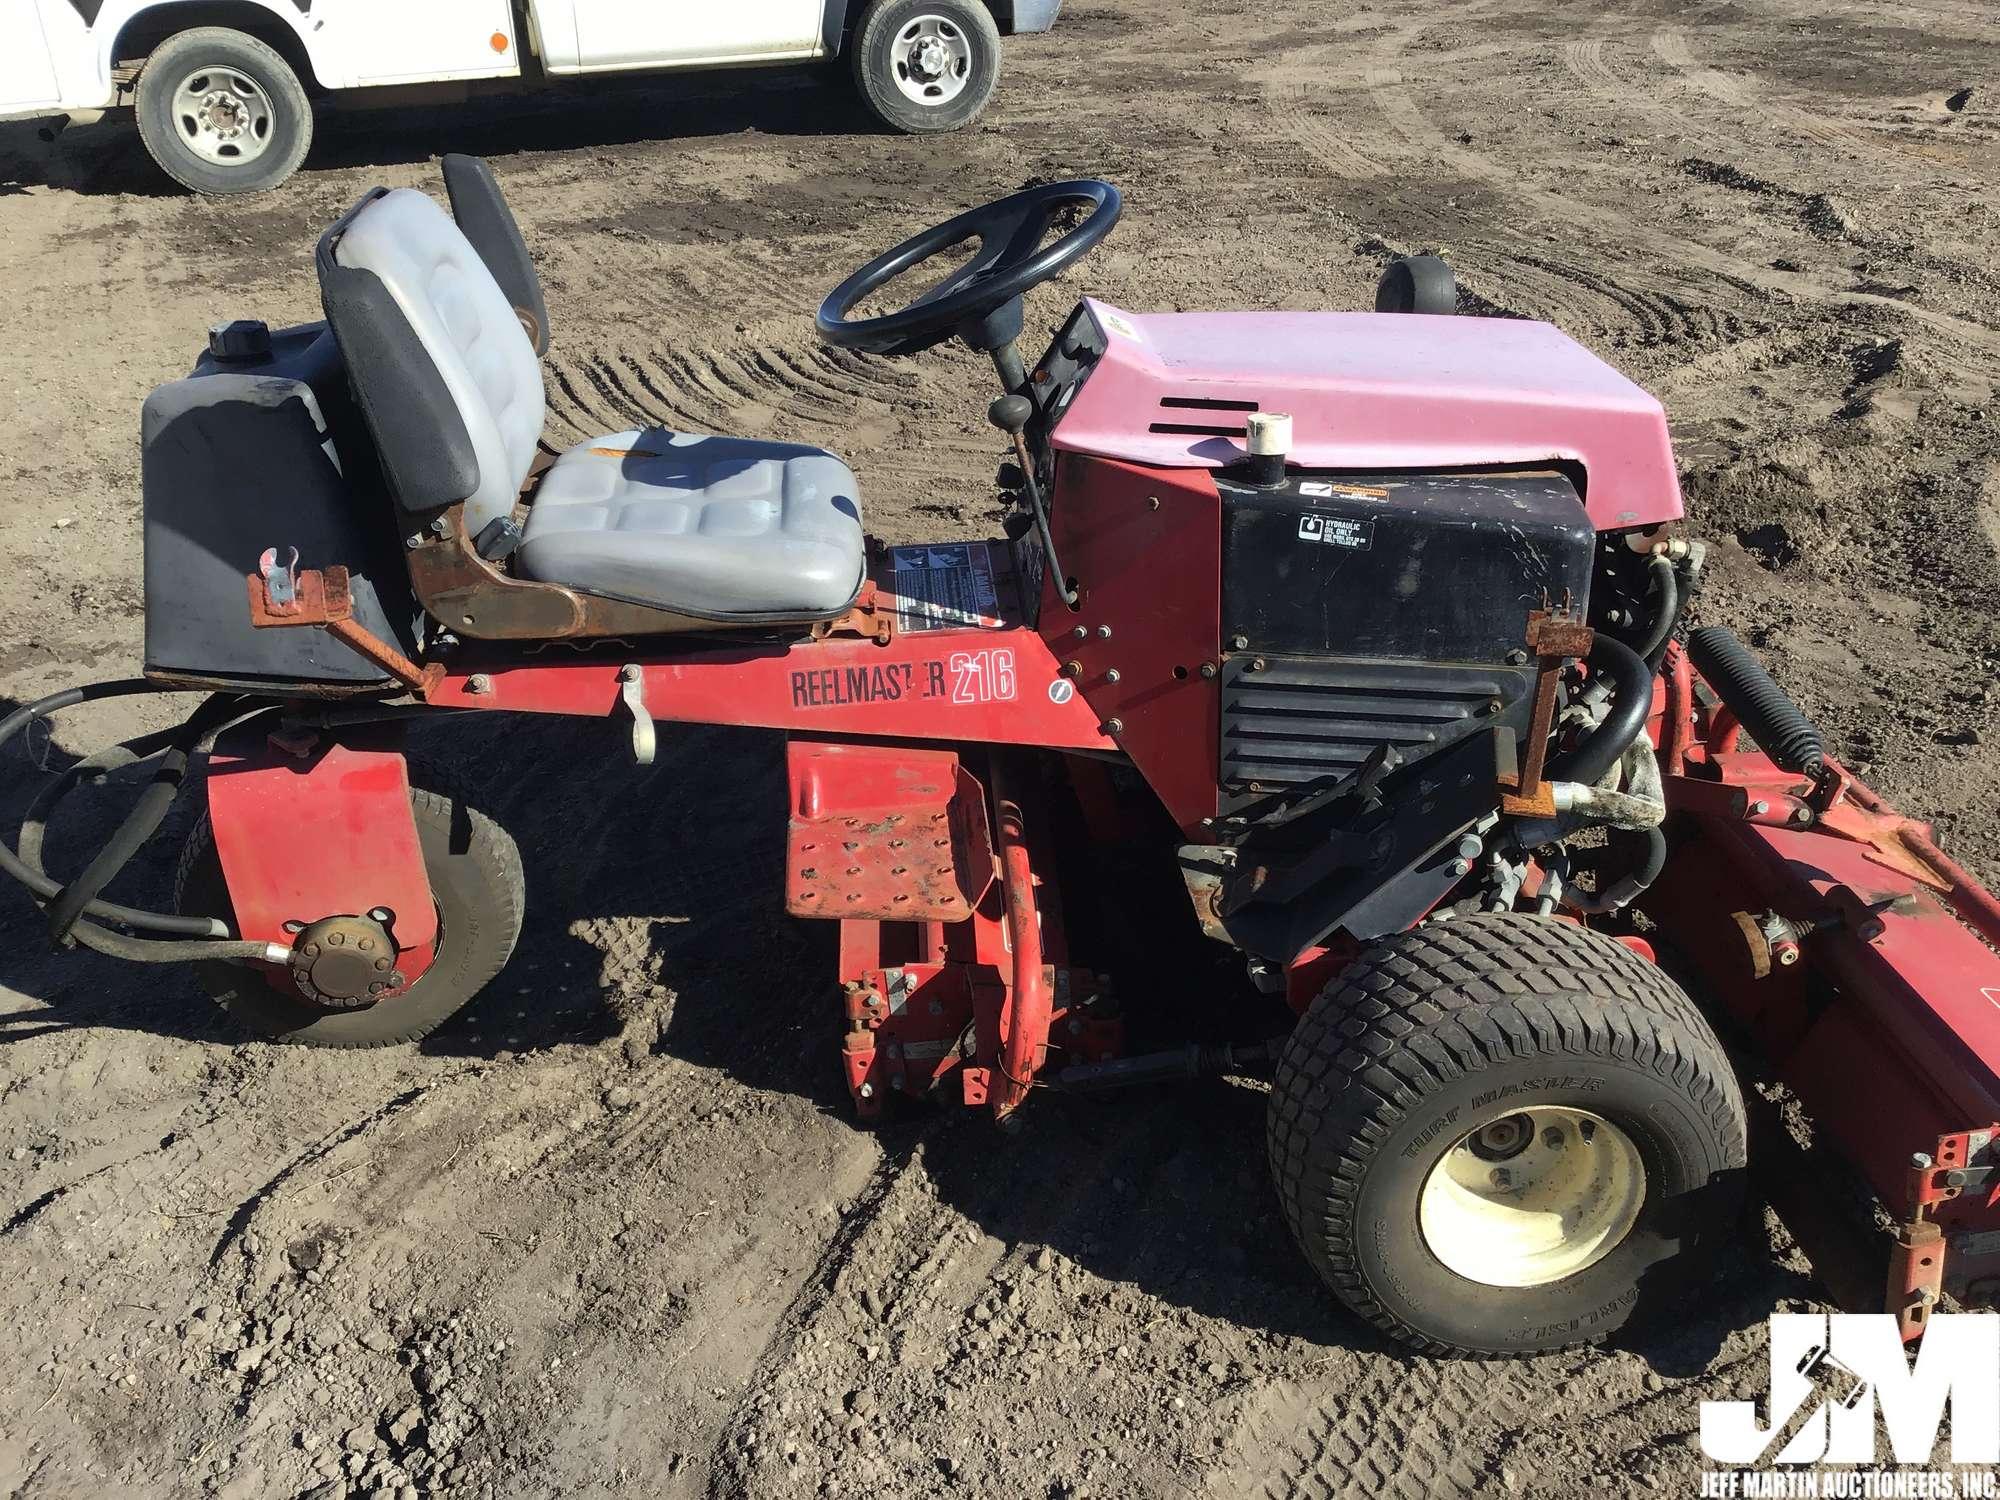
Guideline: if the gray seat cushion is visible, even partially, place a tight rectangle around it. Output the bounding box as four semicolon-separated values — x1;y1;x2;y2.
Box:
516;428;865;618
331;187;545;538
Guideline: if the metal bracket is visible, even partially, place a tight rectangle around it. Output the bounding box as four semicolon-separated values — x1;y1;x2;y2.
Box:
246;552;444;700
1499;605;1594;818
618;664;655;766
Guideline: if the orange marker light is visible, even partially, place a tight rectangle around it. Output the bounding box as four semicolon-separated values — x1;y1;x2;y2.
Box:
490;31;509;52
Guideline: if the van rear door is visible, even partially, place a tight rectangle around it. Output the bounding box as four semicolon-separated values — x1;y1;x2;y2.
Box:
0;0;63;116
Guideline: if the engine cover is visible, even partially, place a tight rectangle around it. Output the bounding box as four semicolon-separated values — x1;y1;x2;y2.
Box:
1216;468;1592;815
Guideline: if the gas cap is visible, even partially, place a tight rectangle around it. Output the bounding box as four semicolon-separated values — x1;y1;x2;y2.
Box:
207;318;272;363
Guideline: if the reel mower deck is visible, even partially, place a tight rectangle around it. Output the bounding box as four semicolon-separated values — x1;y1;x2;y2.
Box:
9;156;2000;1358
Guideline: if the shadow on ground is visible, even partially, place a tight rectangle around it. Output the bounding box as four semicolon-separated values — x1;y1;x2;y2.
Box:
0;694;1802;1363
0;67;871;198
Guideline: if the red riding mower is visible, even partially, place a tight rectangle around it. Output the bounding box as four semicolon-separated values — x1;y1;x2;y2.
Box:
8;158;2000;1357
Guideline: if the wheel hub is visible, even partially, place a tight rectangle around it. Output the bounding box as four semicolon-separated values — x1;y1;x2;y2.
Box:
890;16;971;105
1418;1106;1646;1287
171;68;275;165
289;913;404;1009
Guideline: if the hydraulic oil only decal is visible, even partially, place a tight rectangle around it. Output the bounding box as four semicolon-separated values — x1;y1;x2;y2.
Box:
1297;513;1374;550
788;648;1017;710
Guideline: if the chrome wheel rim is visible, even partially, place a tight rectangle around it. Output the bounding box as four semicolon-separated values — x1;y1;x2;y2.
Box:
1417;1106;1646;1287
172;67;276;166
890;15;973;107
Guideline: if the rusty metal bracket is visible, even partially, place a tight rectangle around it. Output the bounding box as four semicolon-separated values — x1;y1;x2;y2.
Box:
810;580;895;648
1498;606;1594;818
247;558;444;700
1891;1127;2000;1341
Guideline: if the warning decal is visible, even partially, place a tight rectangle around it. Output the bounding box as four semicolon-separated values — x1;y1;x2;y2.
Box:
889;543;1002;632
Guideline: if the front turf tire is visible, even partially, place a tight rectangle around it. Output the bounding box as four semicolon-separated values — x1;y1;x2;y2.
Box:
850;0;1002;134
134;27;314;194
1267;914;1747;1356
175;786;524;1048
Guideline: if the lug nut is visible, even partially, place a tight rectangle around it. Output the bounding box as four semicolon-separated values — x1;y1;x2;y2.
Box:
1490;1168;1512;1188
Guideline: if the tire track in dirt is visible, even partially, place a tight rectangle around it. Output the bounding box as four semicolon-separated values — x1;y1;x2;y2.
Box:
1650;22;1969;170
1361;17;2000;376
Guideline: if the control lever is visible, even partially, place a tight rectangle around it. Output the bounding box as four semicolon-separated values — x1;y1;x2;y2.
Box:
988;394;1078;608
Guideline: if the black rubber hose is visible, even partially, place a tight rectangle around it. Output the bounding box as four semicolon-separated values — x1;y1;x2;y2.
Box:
0;681;233;937
39;694;247;944
1547;634;1652;788
1563;825;1667;915
1686;625;1825;775
65;919;282;965
1633;554;1680;666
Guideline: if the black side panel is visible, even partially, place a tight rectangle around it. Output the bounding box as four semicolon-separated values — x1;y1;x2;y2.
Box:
441;154;551;356
142;325;421;688
1221;470;1595;663
315;190;478;517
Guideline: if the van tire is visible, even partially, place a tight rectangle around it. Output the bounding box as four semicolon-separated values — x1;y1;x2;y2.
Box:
135;27;313;194
850;0;1002;134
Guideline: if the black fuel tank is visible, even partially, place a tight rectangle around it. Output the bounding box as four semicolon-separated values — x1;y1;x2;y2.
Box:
1219;469;1593;663
142;321;420;691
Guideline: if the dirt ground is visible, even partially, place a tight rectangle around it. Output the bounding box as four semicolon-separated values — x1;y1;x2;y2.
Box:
1;0;1997;1494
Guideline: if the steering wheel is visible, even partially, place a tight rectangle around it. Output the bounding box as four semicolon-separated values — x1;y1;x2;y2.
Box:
815;180;1121;357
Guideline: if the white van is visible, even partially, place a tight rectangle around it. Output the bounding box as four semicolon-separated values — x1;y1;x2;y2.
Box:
0;0;1061;193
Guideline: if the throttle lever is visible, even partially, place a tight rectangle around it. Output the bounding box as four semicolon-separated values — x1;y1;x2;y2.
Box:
989;394;1078;608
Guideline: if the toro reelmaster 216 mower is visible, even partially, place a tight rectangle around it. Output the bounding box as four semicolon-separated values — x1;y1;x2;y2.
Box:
8;159;2000;1357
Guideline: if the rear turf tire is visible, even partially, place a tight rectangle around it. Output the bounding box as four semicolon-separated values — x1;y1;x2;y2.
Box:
134;27;313;195
1266;914;1746;1356
850;0;1002;134
174;786;523;1047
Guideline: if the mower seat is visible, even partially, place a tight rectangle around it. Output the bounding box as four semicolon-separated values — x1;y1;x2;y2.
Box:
318;181;864;628
517;430;863;617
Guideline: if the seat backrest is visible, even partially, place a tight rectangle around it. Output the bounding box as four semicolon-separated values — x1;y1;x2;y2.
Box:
317;186;544;540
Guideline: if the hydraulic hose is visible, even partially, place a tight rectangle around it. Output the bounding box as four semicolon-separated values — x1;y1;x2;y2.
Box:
38;693;249;944
1561;825;1667;915
0;681;241;939
1633;553;1680;666
1546;634;1652;789
67;921;288;966
1686;625;1825;775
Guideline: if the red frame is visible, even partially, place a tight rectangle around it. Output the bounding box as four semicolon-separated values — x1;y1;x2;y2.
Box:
203;464;2000;1323
207;739;438;989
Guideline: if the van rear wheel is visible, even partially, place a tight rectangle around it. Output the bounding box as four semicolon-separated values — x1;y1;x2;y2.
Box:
134;27;313;194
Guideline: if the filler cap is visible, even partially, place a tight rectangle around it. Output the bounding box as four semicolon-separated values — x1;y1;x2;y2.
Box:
207;318;272;363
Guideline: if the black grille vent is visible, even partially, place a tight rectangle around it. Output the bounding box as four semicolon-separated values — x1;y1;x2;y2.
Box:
1218;656;1533;814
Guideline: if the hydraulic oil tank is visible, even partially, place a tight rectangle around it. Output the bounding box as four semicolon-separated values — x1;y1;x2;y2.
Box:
1215;468;1594;811
141;319;420;690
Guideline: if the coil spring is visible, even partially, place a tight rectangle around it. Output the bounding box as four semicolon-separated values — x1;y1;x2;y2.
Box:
1686;625;1825;775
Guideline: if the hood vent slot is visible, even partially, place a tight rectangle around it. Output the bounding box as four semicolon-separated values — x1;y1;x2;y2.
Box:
1150;394;1261;437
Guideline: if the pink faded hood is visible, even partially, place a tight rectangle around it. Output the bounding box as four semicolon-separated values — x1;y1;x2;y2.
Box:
1048;299;1683;530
